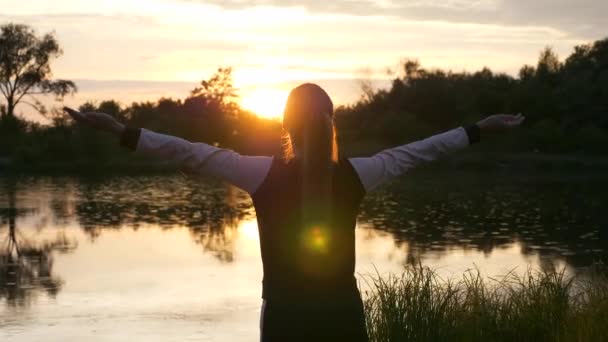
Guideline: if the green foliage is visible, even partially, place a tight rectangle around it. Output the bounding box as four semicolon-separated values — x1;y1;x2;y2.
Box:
363;264;608;342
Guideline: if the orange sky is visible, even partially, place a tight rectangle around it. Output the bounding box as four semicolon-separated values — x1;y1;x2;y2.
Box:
1;0;605;121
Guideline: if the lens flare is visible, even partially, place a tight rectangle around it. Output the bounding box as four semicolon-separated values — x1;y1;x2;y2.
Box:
303;226;329;254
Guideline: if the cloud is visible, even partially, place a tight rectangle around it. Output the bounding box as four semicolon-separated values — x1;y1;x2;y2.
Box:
181;0;607;38
0;0;600;84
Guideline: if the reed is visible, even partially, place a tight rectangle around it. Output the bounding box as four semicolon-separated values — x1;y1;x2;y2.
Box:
362;263;608;342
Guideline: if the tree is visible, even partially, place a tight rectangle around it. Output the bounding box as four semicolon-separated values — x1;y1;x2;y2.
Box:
0;23;76;118
402;59;421;81
536;47;561;84
519;65;535;81
190;67;238;114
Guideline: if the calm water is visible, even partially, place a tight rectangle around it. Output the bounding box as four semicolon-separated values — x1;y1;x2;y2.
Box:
1;173;606;341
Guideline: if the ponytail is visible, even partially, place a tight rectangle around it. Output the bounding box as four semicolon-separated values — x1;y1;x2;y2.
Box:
282;83;338;164
282;84;338;253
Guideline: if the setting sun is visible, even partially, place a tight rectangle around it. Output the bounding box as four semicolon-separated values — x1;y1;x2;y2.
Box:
240;87;289;120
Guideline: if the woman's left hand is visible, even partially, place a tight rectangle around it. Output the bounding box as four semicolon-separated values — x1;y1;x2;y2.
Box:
476;113;525;132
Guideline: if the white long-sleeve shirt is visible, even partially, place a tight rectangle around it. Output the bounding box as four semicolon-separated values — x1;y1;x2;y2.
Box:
124;126;477;194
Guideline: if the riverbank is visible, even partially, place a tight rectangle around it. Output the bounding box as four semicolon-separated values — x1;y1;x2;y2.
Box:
3;152;608;175
363;264;608;342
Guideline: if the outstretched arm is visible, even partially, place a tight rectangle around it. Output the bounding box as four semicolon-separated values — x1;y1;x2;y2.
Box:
349;114;525;192
64;107;272;194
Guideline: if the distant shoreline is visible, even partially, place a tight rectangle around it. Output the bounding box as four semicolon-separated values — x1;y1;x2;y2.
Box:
2;153;608;176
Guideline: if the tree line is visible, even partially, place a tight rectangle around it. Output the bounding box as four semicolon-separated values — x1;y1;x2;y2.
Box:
1;23;607;170
336;39;608;154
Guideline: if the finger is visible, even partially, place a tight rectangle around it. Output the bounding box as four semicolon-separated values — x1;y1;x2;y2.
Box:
63;106;78;116
509;116;525;127
506;114;522;123
64;107;83;119
64;107;92;124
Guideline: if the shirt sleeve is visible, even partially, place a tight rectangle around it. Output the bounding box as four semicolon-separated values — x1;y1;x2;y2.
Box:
122;128;272;194
348;125;479;192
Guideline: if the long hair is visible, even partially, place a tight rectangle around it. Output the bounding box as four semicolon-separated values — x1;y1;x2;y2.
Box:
282;83;338;164
282;84;338;247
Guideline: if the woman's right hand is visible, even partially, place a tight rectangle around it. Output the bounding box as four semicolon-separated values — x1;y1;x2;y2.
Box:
64;107;125;136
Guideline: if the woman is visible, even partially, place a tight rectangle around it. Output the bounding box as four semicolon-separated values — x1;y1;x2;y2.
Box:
65;83;524;341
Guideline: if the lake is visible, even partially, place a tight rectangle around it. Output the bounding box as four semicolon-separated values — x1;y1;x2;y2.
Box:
1;172;606;341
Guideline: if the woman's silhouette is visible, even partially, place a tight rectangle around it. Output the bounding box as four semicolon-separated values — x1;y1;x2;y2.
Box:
65;83;524;341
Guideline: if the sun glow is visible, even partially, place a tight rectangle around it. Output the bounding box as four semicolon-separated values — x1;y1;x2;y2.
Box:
238;218;259;242
240;87;289;119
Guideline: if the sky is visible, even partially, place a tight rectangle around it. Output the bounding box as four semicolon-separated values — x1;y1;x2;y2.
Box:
1;0;606;121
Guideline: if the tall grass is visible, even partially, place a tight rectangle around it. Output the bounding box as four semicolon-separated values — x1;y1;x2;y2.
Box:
362;264;608;342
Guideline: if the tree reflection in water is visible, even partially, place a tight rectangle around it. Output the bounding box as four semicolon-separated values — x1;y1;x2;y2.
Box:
72;176;252;262
0;174;606;307
42;174;607;269
0;181;77;307
358;174;608;269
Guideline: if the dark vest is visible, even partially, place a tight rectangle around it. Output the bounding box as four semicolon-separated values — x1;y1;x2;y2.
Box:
252;158;365;302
